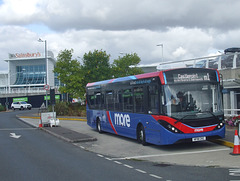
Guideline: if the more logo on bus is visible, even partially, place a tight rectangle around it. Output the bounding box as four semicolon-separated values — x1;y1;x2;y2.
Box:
114;113;131;127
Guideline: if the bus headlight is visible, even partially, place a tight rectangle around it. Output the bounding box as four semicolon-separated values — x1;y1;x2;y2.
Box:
214;121;224;130
158;120;183;134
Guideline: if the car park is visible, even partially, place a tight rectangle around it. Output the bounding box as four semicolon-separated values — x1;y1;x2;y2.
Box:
11;101;32;110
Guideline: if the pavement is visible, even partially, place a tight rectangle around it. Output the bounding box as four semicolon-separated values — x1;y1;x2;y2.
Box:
17;113;96;143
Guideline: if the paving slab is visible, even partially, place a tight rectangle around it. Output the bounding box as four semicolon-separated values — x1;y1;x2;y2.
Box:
43;126;97;143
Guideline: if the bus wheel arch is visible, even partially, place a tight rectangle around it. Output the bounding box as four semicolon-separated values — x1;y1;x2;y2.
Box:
96;117;103;133
137;124;147;146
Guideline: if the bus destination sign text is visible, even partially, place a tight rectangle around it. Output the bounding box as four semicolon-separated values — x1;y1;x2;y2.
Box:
173;73;210;83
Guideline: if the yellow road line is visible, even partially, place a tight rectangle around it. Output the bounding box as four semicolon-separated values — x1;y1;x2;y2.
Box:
211;139;234;148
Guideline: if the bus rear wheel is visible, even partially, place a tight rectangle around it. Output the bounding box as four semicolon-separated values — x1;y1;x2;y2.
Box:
137;124;147;146
96;119;103;133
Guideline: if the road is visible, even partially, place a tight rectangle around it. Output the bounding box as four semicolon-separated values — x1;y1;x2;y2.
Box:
0;110;239;181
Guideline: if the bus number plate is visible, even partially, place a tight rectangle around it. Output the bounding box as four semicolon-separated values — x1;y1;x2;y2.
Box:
192;137;206;142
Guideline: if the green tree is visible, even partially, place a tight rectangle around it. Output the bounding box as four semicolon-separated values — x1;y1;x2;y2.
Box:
81;49;112;86
112;53;143;78
54;49;84;98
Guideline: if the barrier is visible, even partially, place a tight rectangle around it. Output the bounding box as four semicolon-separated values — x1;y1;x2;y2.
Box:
40;112;60;127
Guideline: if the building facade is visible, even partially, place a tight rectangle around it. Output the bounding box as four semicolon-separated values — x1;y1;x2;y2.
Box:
0;51;60;108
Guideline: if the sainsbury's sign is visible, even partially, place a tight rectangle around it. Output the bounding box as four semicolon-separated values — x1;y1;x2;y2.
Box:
9;52;42;59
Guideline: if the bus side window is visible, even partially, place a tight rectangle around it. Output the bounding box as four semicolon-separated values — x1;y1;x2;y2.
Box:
106;91;114;111
114;90;122;111
133;87;144;113
87;93;95;109
123;89;133;112
148;85;159;114
95;92;101;109
101;93;105;110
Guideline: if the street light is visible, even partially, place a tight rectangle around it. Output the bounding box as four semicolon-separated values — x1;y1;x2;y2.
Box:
157;44;164;62
38;38;48;108
38;38;48;85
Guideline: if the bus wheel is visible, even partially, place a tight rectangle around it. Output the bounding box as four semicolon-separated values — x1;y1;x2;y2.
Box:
96;119;103;133
137;125;147;146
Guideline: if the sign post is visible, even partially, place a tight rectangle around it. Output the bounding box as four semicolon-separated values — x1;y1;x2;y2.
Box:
44;84;50;108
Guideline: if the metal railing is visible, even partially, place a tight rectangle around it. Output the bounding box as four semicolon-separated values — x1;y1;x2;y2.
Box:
0;86;60;97
157;52;240;71
224;109;240;117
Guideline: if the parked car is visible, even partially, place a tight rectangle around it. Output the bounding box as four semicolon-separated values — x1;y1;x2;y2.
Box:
11;101;32;110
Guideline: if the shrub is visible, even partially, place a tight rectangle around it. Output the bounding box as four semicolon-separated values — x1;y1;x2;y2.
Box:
0;105;5;112
50;102;86;116
54;101;69;116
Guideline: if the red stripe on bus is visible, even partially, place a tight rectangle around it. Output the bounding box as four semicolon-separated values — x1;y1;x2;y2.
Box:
152;115;216;133
107;111;118;135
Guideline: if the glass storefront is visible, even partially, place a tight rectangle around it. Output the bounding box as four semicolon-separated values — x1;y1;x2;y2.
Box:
14;65;46;85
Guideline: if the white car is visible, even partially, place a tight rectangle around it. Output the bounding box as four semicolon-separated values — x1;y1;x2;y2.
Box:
11;101;32;110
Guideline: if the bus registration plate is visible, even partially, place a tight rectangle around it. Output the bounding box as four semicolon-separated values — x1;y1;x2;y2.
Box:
192;136;206;142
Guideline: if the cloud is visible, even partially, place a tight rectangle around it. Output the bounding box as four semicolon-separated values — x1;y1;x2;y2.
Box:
1;0;240;31
0;0;240;72
173;47;187;58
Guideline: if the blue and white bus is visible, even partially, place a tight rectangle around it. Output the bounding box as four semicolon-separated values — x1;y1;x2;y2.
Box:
86;68;225;145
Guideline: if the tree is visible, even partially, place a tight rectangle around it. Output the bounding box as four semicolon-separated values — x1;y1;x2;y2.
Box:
111;53;143;78
54;49;84;98
81;49;112;86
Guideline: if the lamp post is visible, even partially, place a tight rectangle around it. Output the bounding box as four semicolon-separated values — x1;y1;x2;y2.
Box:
38;38;48;108
157;44;164;62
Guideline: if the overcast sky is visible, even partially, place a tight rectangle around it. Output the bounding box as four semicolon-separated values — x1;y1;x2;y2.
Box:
0;0;240;72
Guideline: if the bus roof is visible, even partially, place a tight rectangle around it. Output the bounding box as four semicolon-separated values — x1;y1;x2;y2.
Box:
86;68;220;87
86;71;161;87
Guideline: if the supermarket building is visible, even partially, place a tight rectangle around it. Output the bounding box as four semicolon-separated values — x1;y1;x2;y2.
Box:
0;51;60;108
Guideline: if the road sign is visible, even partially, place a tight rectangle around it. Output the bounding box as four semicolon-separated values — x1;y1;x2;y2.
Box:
44;84;50;90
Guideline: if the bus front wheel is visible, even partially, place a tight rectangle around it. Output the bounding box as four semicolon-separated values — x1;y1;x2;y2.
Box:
137;124;147;146
96;119;103;133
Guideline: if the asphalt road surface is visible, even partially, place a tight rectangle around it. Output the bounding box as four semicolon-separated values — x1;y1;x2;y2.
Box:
0;110;239;181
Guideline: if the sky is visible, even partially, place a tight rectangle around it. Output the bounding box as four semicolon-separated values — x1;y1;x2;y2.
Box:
0;0;240;72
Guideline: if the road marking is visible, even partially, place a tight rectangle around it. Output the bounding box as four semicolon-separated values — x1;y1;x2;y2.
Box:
135;169;147;174
0;128;36;131
112;148;230;160
97;154;104;158
9;133;21;139
124;164;133;169
114;161;122;165
229;168;240;176
95;153;164;180
149;174;162;179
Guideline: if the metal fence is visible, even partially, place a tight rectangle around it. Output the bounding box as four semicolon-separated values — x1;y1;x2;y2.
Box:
157;52;240;70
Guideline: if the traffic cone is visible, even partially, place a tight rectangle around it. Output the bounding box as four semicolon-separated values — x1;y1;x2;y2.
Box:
230;130;240;155
39;117;43;128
